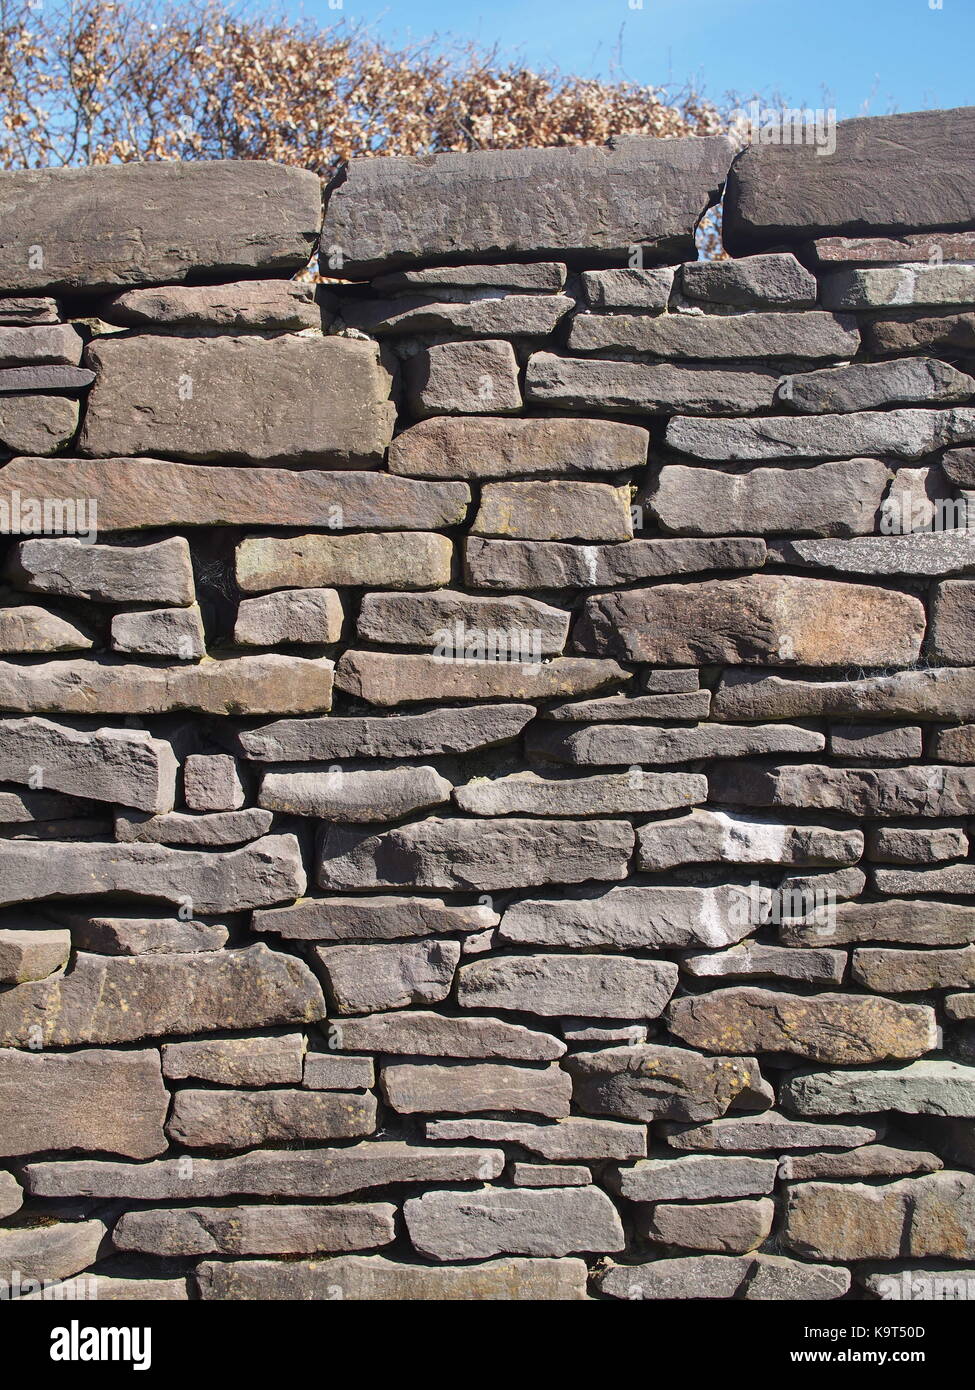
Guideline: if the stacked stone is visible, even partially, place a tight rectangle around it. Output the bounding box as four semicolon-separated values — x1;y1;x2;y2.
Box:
1;109;975;1302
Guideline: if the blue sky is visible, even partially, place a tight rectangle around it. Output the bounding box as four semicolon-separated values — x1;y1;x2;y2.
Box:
294;0;972;120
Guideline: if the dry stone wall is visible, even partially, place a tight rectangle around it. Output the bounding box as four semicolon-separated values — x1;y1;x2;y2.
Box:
2;105;975;1302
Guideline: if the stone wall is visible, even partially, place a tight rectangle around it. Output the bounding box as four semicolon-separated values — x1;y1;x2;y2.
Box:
2;104;975;1303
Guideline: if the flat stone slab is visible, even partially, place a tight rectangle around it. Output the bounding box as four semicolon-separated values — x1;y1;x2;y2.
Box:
196;1254;587;1300
0;943;323;1045
0;456;467;532
317;816;635;891
784;1061;975;1118
322;135;733;275
574;574;924;666
403;1185;624;1261
80;334;394;466
238;704;533;761
115;1202;394;1258
669;987;937;1064
0;161;320;290
724;107;975;252
0;1047;168;1158
387;415;648;479
457;953;677;1019
25;1143;506;1200
0;655;334;716
0;717;177;812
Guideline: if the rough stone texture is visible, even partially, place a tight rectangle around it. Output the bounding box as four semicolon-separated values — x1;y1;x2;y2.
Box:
457;954;677;1019
405;339;521;417
680;941;847;987
0;604;92;653
564;1044;765;1122
0;717;177;812
80;335;395;466
26;1143;506;1200
783;357;975;412
354;295;572;339
254;897;499;943
498;885;757;951
783;1172;975;1262
743;1256;851;1301
784;1061;975;1118
9;536;194;606
235;589;344;647
581;266;675;309
61;912;228;956
598;1255;754;1300
708;762;975;819
650;458;890;537
663;1113;883;1153
525;354;781;415
713;666;975;722
115;807;272;846
313;940;460;1014
403;1185;625;1261
236;532;452;592
666;407;975;462
574;575;924;666
322;135;733;275
682;252;817;307
0;1169;22;1219
304;1054;376;1090
318;817;634;891
260;766;451;821
381;1062;571;1117
642;1198;775;1254
111;605;205;659
724;107;975;252
527;722;824;766
184;754;245;812
166;1087;376;1150
569;310;858;360
455;770;704;817
328;1011;563;1061
0;833;304;912
114;1203;394;1257
0;161;320;291
0;927;70;983
162;1035;305;1087
334;651;627;706
238;704;533;761
822;263;975;309
104;279;321;330
0;1220;107;1285
197;1254;587;1300
387;414;648;479
0;456;468;533
668;988;937;1063
358;590;569;653
0;943;323;1045
0;655;335;716
779;1147;943;1182
867;824;967;863
636;809;862;872
931;581;975;664
425;1117;646;1161
0;395;79;453
0;1048;168;1158
853;946;975;993
466;536;767;591
471;480;632;542
610;1156;777;1202
4;140;975;1306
